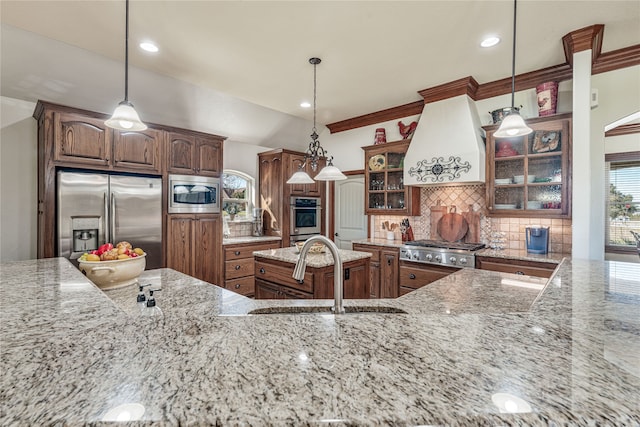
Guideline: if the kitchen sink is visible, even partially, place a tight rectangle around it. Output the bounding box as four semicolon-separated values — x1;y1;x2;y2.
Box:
248;305;407;315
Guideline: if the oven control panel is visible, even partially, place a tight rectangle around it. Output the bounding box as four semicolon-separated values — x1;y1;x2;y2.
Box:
400;247;476;268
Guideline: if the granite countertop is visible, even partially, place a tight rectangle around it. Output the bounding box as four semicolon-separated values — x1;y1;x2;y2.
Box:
254;246;371;268
1;257;639;425
353;238;570;264
222;235;282;245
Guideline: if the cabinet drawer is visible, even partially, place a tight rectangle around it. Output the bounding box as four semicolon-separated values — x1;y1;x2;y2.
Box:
255;260;313;293
225;258;255;279
477;260;554;278
476;256;556;278
225;241;281;260
223;276;255;296
352;244;380;262
399;264;456;289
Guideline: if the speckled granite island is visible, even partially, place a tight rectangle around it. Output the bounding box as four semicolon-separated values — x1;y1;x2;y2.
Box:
1;256;639;425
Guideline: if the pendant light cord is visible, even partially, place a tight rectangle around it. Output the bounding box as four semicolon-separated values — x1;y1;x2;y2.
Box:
124;0;130;102
312;59;317;135
510;0;517;108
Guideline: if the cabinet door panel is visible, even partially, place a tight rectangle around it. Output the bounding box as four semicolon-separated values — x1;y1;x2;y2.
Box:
380;250;399;298
113;128;162;173
53;112;111;165
166;216;194;275
197;138;222;176
255;279;284;299
193;216;221;284
167;133;196;174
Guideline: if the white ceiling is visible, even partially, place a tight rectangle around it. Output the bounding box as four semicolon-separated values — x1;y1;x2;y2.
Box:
1;0;639;127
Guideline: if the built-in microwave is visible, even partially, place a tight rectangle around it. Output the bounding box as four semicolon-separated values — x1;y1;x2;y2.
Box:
168;174;220;214
290;196;322;236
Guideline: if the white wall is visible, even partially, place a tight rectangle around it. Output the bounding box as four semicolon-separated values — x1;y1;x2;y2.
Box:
0;98;38;262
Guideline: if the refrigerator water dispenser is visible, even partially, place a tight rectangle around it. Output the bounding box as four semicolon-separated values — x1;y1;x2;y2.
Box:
72;217;99;254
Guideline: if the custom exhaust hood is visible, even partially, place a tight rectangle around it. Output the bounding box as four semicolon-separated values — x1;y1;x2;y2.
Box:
403;78;486;186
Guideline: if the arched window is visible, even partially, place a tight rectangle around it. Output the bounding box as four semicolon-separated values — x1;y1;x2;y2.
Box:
222;170;254;221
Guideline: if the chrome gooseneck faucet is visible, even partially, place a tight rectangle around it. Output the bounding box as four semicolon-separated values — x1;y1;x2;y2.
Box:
292;235;345;314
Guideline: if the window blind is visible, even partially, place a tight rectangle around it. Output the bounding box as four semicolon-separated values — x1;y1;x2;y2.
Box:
605;152;640;252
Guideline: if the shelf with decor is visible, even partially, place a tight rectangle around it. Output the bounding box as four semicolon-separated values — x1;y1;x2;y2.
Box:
484;113;572;218
362;139;420;215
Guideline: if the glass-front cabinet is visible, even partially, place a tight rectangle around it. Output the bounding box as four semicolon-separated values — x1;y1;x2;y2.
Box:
484;113;572;218
363;139;420;215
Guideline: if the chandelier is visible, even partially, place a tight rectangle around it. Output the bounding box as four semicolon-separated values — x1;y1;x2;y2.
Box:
287;57;346;184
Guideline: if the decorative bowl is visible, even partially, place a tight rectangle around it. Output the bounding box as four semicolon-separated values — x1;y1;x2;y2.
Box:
495;178;512;185
78;254;146;290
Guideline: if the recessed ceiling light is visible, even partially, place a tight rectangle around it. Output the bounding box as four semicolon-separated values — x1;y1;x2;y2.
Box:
300;101;311;108
139;42;159;53
481;36;500;48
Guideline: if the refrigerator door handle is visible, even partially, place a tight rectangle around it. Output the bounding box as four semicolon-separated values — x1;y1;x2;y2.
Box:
103;192;109;245
111;192;117;244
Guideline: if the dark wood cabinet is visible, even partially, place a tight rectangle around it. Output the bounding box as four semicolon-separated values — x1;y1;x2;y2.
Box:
399;262;457;295
476;256;557;278
254;255;370;300
362;140;420;215
166;214;222;285
258;149;326;240
222;240;281;297
53;111;112;167
380;249;399;298
112;128;162;173
352;243;382;298
166;132;223;176
287;152;325;197
34;100;227;262
484;113;572;218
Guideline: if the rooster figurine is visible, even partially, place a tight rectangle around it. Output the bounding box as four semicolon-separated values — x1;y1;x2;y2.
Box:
398;120;418;139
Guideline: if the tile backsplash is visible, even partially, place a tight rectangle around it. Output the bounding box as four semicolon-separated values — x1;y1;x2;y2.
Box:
224;219;254;238
372;184;572;254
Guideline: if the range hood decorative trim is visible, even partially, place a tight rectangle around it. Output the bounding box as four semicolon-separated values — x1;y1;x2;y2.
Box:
418;76;479;104
408;156;472;183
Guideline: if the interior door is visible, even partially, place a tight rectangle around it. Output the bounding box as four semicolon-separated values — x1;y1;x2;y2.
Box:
334;175;367;249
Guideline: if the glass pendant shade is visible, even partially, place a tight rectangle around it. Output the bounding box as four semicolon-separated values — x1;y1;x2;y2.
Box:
105;101;147;131
494;112;532;138
314;164;347;181
286;170;315;184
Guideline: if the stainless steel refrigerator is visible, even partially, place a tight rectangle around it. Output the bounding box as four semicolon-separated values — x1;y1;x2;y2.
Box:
57;170;162;269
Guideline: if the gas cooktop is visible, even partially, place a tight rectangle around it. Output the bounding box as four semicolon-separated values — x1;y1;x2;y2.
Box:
404;240;485;252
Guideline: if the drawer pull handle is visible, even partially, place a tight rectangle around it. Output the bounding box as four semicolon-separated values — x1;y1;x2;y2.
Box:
234;251;241;256
297;280;304;284
235;284;241;289
409;273;416;280
515;271;525;275
259;268;265;274
235;265;241;270
387;259;392;266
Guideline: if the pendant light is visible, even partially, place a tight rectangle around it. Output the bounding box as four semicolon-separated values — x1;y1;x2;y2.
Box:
494;0;532;138
287;57;346;184
105;0;147;131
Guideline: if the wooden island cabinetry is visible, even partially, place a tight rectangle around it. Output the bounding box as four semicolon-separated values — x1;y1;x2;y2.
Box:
399;262;457;296
222;240;281;297
254;251;370;300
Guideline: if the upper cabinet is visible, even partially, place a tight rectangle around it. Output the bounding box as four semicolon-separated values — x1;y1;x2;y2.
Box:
484;113;572;218
166;132;223;177
362;139;420;216
286;152;325;197
52;110;163;174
